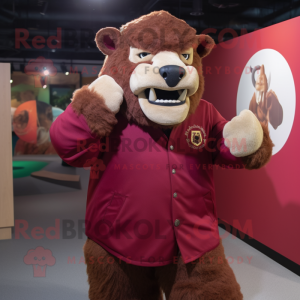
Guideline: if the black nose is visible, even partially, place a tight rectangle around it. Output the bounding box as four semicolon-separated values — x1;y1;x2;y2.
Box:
159;65;186;87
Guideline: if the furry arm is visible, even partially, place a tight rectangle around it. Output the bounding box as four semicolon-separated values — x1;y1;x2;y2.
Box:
72;75;123;137
50;75;123;167
223;110;273;170
240;123;273;170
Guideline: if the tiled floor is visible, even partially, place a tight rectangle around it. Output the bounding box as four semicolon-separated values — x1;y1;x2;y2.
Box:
0;157;299;299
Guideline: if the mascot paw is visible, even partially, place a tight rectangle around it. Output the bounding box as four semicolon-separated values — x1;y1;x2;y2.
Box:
88;75;123;113
223;109;263;157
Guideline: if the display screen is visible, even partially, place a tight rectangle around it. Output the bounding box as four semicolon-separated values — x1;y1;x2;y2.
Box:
11;63;80;156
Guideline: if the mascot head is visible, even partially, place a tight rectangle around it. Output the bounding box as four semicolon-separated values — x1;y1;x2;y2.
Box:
95;10;215;128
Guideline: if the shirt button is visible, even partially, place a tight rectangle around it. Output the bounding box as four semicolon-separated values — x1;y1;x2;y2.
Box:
174;219;180;227
172;169;176;174
173;192;177;198
170;145;174;150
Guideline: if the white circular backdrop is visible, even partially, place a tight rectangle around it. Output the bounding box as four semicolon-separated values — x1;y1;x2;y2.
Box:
236;49;296;155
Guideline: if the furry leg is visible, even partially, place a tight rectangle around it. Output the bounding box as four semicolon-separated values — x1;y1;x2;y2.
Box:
84;239;163;300
156;240;243;300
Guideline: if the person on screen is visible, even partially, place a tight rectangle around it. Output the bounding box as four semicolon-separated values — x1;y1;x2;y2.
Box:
249;64;283;130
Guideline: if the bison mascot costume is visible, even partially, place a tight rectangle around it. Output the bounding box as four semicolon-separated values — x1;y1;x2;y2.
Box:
50;10;273;300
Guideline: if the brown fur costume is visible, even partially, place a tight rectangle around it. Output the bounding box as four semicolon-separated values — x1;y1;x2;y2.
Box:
84;238;242;300
69;10;274;300
93;11;214;129
72;86;117;137
242;122;274;170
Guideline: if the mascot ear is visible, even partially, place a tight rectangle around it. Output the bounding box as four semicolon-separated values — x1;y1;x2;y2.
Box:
196;35;215;58
95;27;121;56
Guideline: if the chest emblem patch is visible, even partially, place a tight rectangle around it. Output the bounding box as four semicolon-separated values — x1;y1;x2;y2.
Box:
185;125;206;149
191;130;202;146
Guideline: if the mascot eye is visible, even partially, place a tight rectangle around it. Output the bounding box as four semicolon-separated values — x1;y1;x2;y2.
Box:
182;54;190;60
138;52;151;59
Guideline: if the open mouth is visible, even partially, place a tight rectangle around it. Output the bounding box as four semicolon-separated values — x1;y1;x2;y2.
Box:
144;88;187;106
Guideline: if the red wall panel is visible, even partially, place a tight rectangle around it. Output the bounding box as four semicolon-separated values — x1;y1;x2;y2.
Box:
203;17;300;265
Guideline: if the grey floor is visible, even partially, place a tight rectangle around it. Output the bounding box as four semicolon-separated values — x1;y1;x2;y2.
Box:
0;156;299;300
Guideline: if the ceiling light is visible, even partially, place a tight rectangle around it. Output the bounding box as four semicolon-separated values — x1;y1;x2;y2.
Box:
40;1;48;15
209;0;240;8
191;0;204;16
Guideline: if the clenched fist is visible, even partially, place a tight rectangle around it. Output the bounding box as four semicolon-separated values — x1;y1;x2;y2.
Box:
223;110;263;157
88;75;124;113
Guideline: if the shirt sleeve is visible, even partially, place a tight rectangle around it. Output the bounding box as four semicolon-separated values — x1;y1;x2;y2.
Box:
50;104;103;168
208;103;245;169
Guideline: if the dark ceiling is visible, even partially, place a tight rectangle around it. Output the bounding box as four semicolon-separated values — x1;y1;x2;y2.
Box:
1;0;300;62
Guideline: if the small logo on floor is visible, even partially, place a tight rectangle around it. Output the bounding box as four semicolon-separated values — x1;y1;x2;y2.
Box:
24;246;56;277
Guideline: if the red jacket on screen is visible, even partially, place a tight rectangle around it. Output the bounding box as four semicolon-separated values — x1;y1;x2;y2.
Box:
50;99;244;266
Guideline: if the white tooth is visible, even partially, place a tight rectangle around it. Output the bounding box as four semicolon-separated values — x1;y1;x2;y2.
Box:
178;89;187;101
149;88;157;102
172;100;176;103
